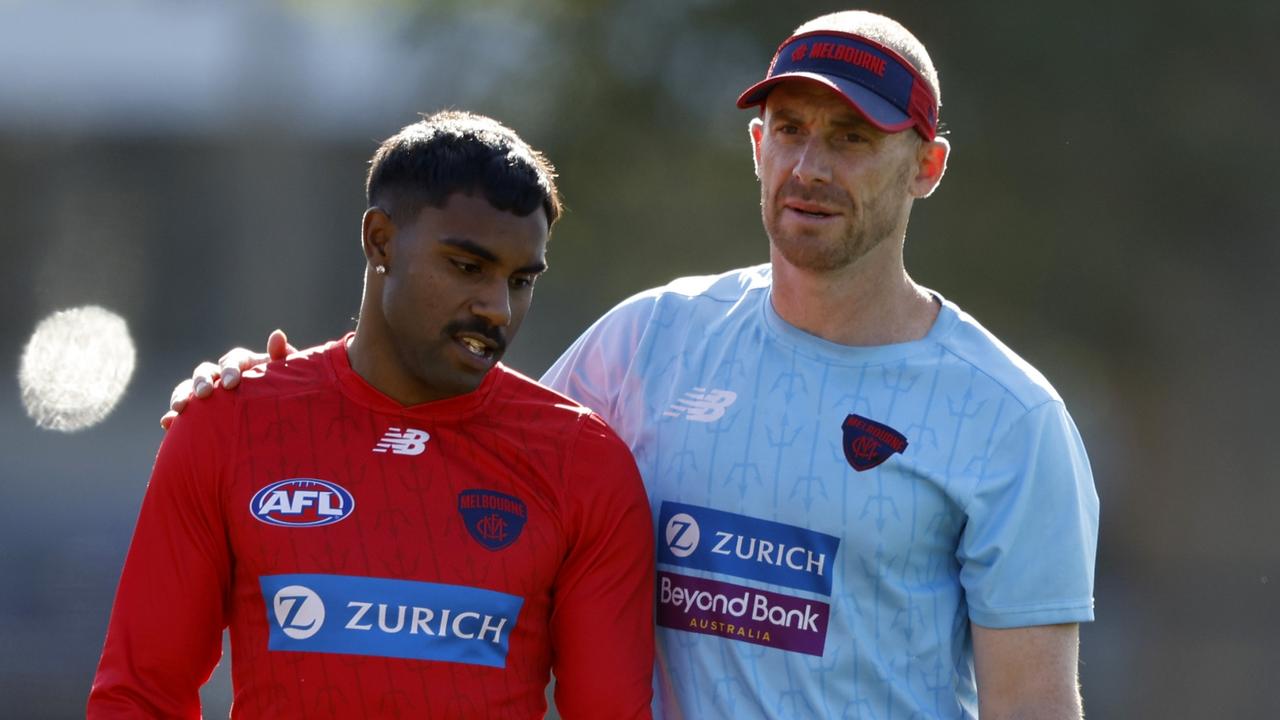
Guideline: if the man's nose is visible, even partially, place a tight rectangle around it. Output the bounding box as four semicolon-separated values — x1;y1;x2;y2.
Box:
792;136;833;184
470;281;512;327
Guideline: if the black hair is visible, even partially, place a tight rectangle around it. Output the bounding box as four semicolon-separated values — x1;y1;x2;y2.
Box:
365;110;561;229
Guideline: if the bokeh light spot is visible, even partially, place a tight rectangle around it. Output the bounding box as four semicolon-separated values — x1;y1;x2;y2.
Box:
19;305;136;432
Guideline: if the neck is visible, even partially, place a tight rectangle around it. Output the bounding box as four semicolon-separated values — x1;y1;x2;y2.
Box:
768;239;938;346
348;293;449;407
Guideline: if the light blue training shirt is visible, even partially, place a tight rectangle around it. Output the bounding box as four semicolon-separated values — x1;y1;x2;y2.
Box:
542;264;1098;720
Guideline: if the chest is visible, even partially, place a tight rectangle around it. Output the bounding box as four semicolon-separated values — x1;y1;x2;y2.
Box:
223;393;566;598
618;335;1013;572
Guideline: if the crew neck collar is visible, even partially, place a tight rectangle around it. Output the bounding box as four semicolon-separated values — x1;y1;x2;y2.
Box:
760;287;958;365
324;333;501;419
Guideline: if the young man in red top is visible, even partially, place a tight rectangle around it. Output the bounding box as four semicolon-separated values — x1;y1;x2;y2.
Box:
89;111;655;719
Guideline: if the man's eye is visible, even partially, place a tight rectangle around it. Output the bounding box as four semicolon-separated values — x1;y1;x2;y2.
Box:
776;124;799;135
451;259;481;274
509;275;536;290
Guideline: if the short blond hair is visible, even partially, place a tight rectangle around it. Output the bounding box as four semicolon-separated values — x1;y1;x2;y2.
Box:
794;11;940;112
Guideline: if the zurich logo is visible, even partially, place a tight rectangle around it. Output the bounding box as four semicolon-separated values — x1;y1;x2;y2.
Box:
665;513;700;558
272;585;325;640
251;478;355;527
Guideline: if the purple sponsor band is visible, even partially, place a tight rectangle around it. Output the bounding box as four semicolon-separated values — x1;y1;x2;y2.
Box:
656;571;830;657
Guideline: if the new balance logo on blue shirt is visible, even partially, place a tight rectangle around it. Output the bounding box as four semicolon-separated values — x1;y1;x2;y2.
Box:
663;388;737;422
658;501;840;596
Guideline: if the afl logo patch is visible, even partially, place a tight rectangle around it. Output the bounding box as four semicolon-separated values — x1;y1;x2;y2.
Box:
458;489;527;551
841;414;908;472
251;478;355;527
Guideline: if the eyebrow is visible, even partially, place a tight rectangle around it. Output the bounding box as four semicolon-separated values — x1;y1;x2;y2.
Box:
771;106;878;133
770;107;806;124
830;115;875;130
442;237;547;274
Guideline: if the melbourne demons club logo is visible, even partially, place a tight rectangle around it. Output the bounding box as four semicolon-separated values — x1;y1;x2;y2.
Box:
458;489;528;550
841;414;908;472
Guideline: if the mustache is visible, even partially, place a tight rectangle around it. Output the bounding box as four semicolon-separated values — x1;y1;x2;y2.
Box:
444;319;507;354
778;179;850;207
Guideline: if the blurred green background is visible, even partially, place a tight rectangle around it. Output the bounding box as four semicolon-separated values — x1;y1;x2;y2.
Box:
1;0;1276;717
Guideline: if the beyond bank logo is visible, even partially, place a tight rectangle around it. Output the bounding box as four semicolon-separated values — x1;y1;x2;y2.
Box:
656;571;831;657
260;574;524;668
658;501;840;596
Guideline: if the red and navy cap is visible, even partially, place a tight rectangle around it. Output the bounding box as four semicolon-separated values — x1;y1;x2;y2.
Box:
737;30;938;141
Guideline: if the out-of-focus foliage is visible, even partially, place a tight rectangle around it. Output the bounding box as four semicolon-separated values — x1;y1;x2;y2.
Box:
1;1;1277;717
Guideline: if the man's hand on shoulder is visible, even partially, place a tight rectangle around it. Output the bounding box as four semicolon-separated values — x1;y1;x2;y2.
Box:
160;329;296;429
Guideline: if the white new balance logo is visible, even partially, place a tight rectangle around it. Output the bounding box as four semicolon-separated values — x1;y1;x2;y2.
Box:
373;427;430;456
663;388;738;423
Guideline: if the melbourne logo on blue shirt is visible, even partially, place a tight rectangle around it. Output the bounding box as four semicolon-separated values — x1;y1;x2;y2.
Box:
658;501;840;596
260;574;524;668
841;413;909;471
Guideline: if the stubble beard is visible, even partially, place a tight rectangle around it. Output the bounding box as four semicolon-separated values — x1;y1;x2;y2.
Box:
384;316;483;401
763;166;912;273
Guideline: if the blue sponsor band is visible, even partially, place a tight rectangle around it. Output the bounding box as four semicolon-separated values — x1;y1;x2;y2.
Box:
260;573;524;668
658;501;840;596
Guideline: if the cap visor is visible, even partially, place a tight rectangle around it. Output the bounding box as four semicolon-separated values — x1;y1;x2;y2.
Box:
736;73;915;133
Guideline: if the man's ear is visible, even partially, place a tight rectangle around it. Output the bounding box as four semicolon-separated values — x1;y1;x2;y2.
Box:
748;117;764;178
912;136;950;199
361;206;395;271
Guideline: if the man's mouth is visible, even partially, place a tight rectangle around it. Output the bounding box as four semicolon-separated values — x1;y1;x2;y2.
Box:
444;318;507;368
783;200;841;219
456;332;499;360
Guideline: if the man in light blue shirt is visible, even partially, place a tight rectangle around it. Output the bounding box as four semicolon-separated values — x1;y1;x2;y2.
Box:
177;10;1098;719
539;10;1098;719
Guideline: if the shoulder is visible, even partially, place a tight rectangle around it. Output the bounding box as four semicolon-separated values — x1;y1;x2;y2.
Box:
492;366;633;454
234;340;340;401
627;263;770;306
935;297;1062;412
168;341;334;440
491;364;596;423
592;264;772;332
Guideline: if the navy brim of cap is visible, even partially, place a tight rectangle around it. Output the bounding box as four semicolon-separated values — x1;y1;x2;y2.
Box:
736;72;916;134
